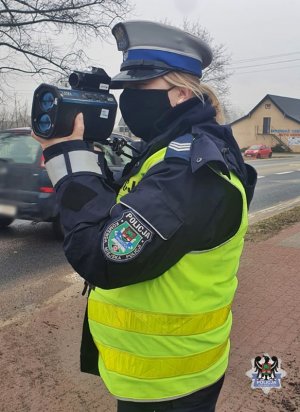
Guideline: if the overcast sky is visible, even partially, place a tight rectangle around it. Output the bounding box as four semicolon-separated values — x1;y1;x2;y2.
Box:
15;0;300;118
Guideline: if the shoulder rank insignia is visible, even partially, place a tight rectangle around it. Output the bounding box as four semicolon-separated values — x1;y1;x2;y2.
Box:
165;133;194;162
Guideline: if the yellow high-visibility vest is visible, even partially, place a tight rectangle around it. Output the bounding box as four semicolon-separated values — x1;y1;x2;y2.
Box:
88;146;248;401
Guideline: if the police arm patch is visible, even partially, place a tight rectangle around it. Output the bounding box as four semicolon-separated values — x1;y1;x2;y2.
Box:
102;211;153;262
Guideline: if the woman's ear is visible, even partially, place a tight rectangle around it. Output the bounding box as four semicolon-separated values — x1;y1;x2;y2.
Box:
174;87;194;106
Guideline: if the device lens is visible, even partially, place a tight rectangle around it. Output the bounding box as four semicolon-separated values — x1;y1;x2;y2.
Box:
38;114;52;133
40;92;55;111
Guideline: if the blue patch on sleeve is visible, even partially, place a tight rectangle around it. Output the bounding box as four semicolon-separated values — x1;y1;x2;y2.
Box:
165;134;194;162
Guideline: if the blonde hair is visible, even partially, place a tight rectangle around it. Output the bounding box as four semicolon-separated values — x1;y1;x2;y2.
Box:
163;72;224;124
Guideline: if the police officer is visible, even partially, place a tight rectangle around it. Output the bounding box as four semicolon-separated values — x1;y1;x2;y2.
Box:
33;20;257;412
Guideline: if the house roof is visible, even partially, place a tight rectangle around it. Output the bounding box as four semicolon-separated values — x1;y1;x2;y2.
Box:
118;117;127;126
231;94;300;125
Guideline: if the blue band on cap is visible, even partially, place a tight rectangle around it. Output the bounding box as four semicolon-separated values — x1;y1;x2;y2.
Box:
126;49;202;77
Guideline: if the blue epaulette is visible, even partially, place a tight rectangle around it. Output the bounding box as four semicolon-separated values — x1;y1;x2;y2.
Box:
165;133;194;162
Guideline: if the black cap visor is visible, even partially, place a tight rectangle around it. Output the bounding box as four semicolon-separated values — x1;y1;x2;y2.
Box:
110;68;171;89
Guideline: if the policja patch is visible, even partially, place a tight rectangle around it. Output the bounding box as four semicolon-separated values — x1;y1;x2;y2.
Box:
102;211;153;262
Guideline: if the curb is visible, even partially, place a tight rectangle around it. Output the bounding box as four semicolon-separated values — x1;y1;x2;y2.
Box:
249;196;300;224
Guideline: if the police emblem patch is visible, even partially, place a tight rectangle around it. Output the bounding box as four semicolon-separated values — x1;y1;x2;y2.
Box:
246;353;287;394
102;211;153;262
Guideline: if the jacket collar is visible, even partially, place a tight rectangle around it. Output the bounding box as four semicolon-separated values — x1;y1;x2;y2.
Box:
120;97;215;179
120;97;217;178
119;96;257;208
146;96;217;157
153;96;216;136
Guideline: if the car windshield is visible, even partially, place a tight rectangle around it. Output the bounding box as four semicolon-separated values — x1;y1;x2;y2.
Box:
0;132;40;164
97;135;142;168
99;143;126;167
248;145;261;150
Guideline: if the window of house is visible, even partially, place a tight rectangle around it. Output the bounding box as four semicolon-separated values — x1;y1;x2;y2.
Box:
263;117;271;134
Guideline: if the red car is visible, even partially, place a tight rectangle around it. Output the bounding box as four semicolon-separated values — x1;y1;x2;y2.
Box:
244;145;272;159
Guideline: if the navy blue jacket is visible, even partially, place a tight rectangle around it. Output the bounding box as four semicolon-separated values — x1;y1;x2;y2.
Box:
43;98;256;289
43;97;257;375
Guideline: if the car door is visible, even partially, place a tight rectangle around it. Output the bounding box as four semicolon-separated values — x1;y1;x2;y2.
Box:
0;131;42;204
260;145;266;158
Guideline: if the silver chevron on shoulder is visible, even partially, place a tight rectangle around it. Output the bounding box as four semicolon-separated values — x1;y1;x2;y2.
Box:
169;142;191;152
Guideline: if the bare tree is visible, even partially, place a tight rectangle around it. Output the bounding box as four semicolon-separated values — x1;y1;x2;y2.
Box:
182;20;232;98
0;94;30;128
0;0;131;95
223;103;245;124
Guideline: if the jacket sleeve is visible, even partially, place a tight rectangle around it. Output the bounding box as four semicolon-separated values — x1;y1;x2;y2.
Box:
44;140;242;289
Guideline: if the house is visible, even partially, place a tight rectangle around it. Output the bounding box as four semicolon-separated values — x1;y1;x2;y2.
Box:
231;94;300;153
114;117;132;137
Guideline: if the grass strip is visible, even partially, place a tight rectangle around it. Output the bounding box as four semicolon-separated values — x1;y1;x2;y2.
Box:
246;206;300;242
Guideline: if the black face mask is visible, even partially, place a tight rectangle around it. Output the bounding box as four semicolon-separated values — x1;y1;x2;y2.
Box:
119;87;174;142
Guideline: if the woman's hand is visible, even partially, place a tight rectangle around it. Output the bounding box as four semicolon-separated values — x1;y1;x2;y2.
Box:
31;112;85;150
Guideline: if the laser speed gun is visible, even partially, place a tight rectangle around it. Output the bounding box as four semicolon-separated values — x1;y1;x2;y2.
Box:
31;67;117;143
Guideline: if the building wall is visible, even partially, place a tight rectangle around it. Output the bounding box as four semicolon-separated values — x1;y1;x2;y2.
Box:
231;98;300;153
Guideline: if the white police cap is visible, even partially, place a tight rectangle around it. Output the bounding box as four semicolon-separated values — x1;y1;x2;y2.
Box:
110;20;213;89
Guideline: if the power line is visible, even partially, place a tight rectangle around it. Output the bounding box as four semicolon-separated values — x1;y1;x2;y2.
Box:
232;51;300;64
230;58;300;70
232;64;300;76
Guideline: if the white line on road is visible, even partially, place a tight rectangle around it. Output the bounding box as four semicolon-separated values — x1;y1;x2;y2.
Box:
0;272;81;329
275;171;294;175
257;176;265;179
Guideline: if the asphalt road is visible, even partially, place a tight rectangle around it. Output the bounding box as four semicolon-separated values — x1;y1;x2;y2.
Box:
1;154;300;292
0;220;67;286
246;154;300;212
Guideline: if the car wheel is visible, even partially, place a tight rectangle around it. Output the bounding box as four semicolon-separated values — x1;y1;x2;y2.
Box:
256;154;261;159
52;216;64;240
268;153;272;158
0;217;15;228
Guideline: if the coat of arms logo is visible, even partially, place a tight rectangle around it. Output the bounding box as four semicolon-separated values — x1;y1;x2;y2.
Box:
246;353;287;394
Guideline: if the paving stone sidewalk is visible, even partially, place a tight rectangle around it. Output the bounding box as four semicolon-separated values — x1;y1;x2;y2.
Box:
217;222;300;412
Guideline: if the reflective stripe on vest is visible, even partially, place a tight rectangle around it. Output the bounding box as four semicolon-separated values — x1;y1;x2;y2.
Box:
93;338;229;379
88;299;231;336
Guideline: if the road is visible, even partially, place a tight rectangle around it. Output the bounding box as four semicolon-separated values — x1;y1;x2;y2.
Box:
0;220;67;286
0;219;74;325
246;154;300;213
1;155;300;283
1;154;300;289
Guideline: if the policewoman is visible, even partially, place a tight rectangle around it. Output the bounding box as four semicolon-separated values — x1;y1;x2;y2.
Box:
33;21;257;412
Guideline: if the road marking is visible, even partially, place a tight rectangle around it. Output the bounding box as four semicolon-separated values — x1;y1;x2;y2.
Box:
275;171;294;175
254;169;300;178
0;272;81;329
66;271;81;282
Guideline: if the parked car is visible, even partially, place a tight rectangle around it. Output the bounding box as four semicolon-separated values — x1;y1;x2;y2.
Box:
0;128;138;238
244;145;272;159
99;133;143;179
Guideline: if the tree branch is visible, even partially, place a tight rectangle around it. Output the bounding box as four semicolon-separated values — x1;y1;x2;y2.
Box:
0;0;131;102
0;41;68;71
0;66;62;74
